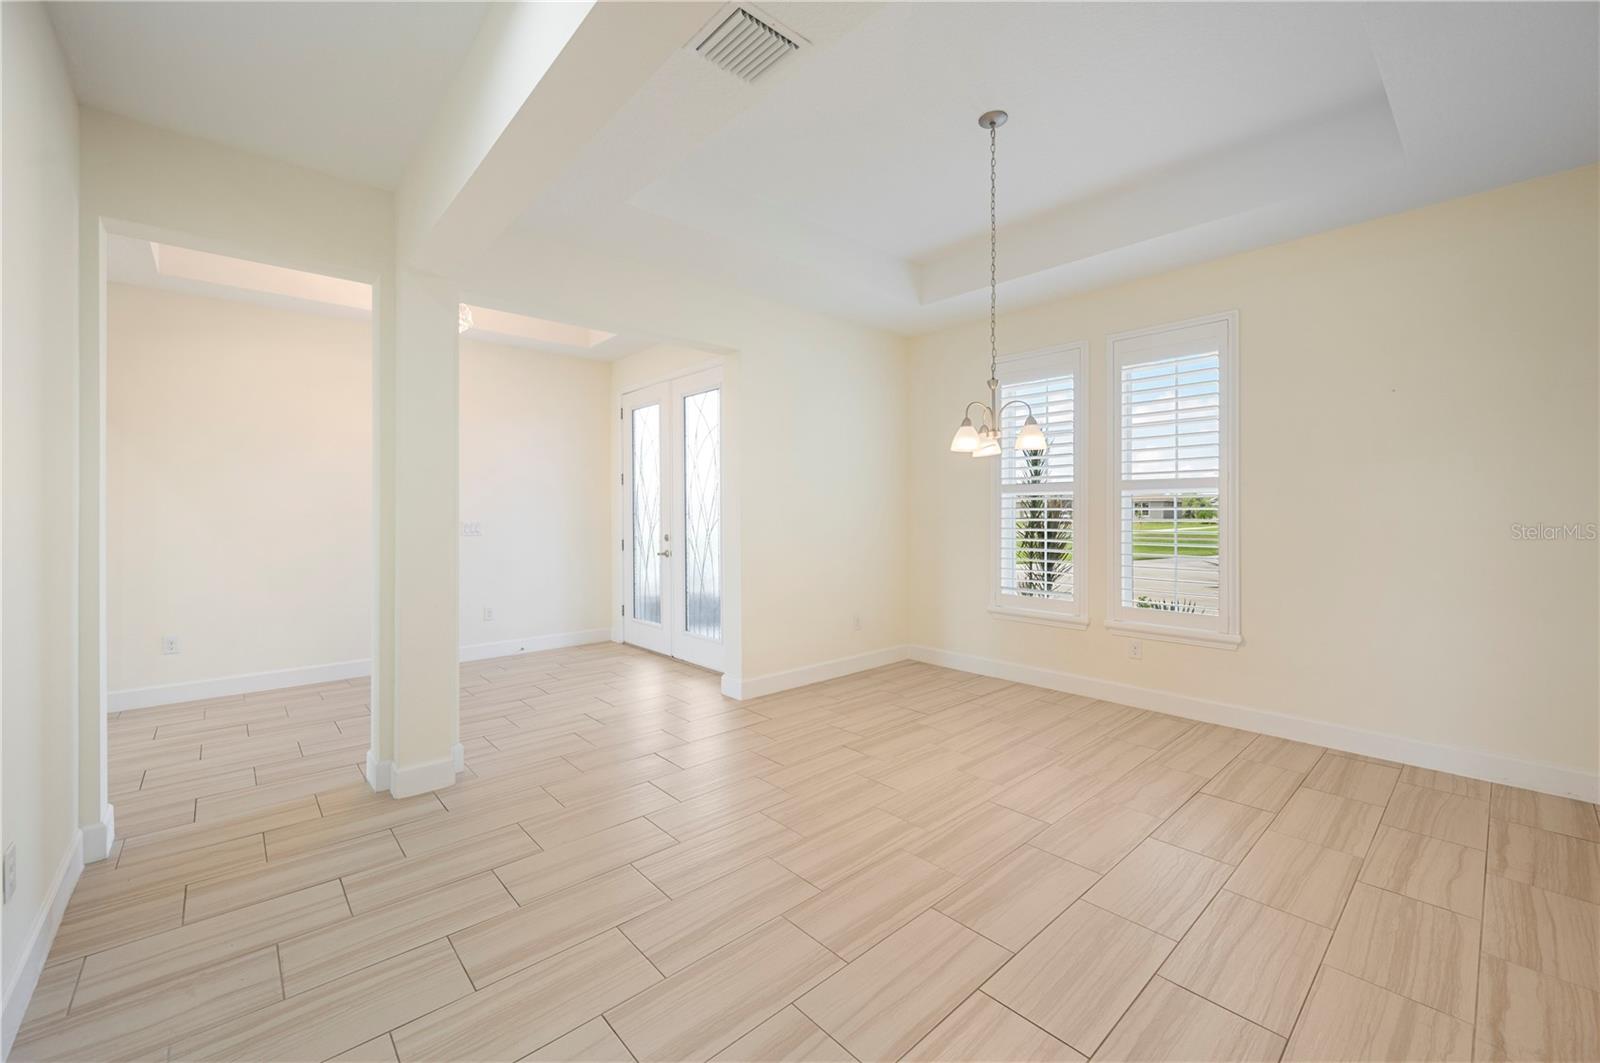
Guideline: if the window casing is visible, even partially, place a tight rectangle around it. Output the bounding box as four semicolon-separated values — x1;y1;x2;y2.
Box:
992;344;1086;627
1106;313;1239;647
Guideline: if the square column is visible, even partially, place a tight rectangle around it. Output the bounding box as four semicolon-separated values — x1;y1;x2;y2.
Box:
368;265;461;797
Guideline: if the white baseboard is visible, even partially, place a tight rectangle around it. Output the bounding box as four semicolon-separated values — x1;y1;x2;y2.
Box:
81;803;116;864
2;830;84;1057
364;749;391;793
368;743;464;798
109;658;370;712
907;645;1600;804
458;630;611;663
389;745;463;799
728;645;911;701
110;630;614;713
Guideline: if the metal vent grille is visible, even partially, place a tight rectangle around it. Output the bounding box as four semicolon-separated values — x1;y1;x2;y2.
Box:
696;8;798;83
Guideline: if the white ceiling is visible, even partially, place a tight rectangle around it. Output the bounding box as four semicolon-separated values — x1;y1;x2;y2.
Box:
513;1;1599;333
650;3;1387;263
50;2;1600;336
46;1;488;188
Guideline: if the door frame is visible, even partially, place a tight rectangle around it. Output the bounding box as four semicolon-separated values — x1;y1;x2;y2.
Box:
617;363;727;673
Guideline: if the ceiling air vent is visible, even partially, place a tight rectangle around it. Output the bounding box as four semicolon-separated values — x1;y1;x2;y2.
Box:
696;7;798;83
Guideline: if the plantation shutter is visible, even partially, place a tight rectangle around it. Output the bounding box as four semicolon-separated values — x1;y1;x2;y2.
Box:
1109;314;1237;640
995;347;1081;618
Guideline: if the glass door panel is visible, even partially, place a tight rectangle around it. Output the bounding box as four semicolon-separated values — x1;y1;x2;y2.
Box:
623;386;669;655
682;387;721;641
632;404;662;624
668;370;724;671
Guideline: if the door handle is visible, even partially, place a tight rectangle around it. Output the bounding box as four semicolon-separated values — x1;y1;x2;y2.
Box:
658;549;671;557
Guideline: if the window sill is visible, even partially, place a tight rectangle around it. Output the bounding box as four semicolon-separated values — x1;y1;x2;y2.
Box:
1105;619;1241;649
989;606;1089;630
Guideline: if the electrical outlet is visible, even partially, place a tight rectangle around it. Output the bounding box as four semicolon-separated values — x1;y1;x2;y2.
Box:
482;606;495;622
1128;640;1143;660
161;635;181;655
3;844;17;904
853;613;862;632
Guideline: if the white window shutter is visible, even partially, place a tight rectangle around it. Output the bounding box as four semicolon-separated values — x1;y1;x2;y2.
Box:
993;344;1086;624
1107;314;1239;645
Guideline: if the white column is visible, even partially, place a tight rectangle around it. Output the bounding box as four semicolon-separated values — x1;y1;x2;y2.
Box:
368;264;461;797
78;220;112;860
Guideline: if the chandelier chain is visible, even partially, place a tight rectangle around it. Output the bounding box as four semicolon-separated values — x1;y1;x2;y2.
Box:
989;123;997;384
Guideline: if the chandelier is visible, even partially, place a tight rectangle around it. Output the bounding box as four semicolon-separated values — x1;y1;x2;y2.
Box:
949;110;1046;458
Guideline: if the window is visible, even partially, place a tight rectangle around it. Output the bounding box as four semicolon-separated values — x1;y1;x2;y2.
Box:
993;344;1086;627
1107;312;1239;646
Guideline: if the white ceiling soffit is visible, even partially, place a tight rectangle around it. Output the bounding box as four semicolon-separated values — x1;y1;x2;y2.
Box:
508;1;1598;335
46;1;489;188
106;234;643;360
107;234;373;320
463;304;634;360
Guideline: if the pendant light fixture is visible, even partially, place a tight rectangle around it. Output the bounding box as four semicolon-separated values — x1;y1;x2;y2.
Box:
949;110;1047;458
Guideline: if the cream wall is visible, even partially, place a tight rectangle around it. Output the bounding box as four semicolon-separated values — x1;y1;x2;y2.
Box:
459;337;611;651
738;326;908;685
908;165;1600;787
105;284;614;698
1;0;81;1041
106;284;373;694
602;329;907;691
77;107;402;831
468;234;913;686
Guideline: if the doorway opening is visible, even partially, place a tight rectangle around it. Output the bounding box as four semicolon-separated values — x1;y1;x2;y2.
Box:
103;233;374;834
622;366;726;673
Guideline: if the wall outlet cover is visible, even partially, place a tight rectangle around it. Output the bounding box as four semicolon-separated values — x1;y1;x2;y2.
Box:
3;843;17;903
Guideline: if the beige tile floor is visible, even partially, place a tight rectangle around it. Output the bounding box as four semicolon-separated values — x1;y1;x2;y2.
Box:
14;644;1600;1062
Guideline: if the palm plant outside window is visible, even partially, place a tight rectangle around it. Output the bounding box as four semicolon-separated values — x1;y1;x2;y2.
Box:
994;346;1083;623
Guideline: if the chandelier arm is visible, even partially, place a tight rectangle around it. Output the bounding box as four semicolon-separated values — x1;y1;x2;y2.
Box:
997;398;1034;419
964;399;996;430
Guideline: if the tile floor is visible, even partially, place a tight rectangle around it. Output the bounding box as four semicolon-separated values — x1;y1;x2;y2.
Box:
12;643;1599;1061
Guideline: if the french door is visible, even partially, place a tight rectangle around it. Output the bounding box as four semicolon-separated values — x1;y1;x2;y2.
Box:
622;369;724;671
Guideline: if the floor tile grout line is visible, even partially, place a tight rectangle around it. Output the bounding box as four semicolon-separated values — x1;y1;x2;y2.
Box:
62;955;87;1020
960;987;1084;1058
599;1014;642;1063
1276;774;1395;1050
1471;817;1491;1047
1136;973;1292;1052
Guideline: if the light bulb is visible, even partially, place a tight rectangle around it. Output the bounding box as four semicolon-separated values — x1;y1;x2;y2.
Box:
1016;416;1048;453
949;418;980;453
